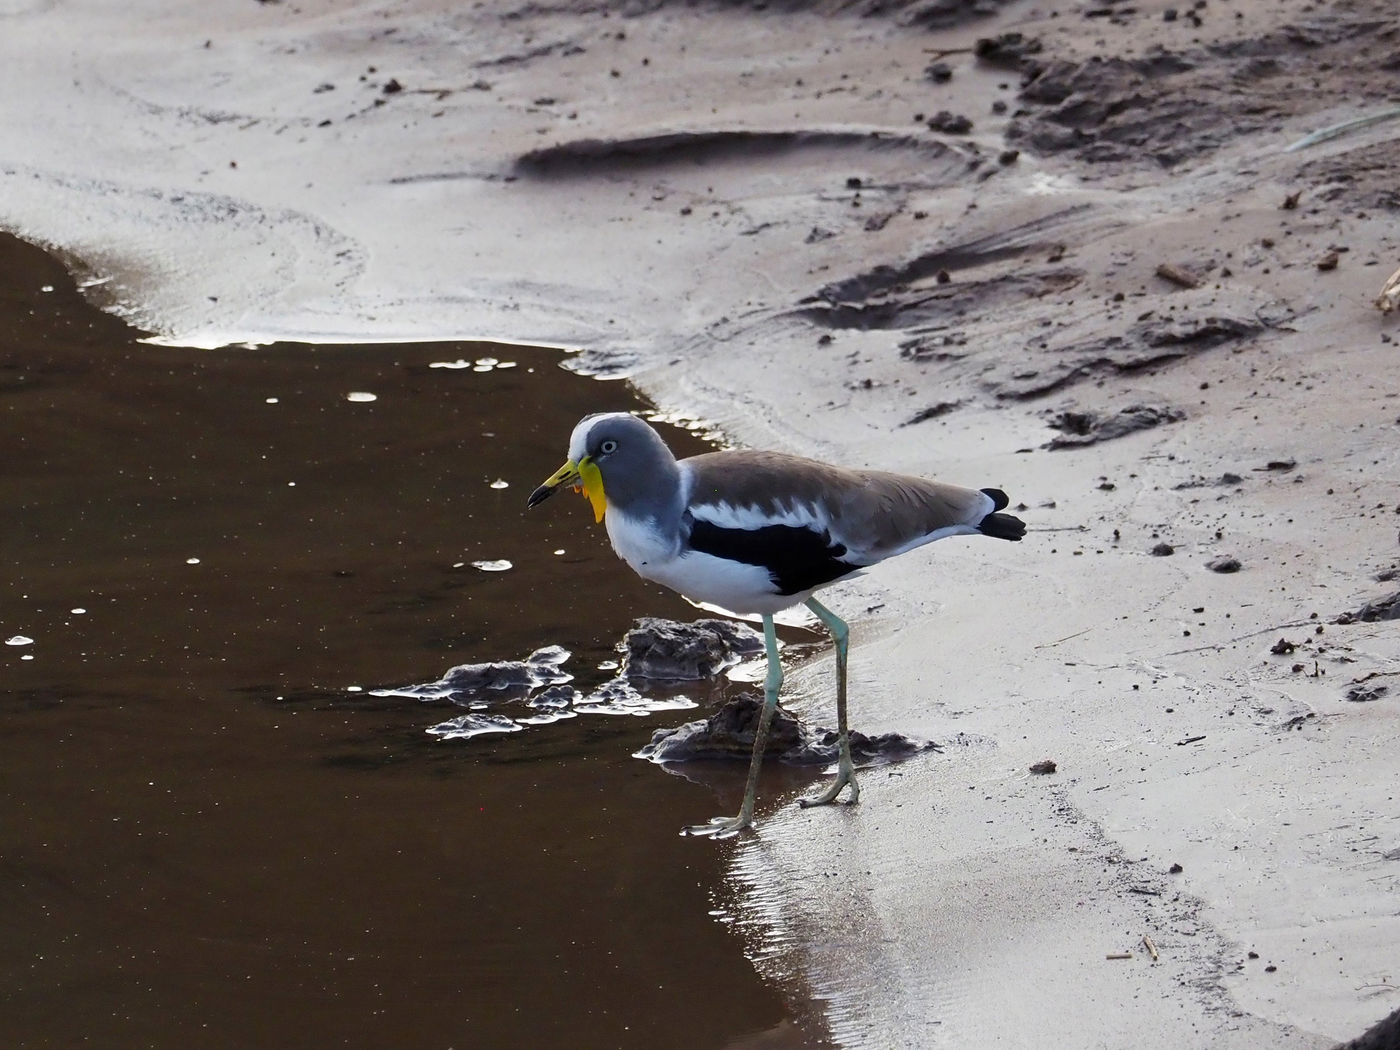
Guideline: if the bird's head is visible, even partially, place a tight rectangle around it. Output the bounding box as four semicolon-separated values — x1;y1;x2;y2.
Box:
527;413;678;523
526;412;639;522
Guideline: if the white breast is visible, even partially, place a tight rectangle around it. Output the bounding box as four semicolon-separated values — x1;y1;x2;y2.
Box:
604;506;792;614
604;507;681;579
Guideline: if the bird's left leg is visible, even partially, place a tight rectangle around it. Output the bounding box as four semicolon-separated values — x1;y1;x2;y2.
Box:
798;597;859;807
683;613;782;838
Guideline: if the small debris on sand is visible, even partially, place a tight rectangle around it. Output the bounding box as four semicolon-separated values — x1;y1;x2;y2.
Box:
1155;262;1200;288
1206;556;1242;573
1378;266;1400;312
1029;759;1057;774
1150;542;1176;557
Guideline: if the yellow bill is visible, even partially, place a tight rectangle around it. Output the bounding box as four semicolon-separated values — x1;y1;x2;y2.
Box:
526;457;607;523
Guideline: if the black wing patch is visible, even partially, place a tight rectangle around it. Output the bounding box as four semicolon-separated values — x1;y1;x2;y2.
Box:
687;515;857;596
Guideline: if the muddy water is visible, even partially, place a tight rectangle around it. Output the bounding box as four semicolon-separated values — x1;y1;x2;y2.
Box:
0;234;822;1048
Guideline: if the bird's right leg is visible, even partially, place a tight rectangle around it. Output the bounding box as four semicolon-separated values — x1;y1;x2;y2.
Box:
683;613;782;838
798;596;859;807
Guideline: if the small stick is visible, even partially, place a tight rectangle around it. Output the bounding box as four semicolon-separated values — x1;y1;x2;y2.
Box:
1143;935;1160;962
1106;952;1133;960
1035;626;1094;649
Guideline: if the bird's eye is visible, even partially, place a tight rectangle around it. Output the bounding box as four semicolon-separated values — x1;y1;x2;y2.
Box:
599;439;619;455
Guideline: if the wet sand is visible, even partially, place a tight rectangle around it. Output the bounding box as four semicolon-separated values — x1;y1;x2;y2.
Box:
0;233;820;1048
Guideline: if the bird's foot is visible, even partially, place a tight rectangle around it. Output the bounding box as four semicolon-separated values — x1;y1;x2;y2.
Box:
681;813;753;839
798;769;860;808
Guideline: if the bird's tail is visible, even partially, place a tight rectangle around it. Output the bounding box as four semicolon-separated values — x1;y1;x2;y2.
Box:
977;488;1026;541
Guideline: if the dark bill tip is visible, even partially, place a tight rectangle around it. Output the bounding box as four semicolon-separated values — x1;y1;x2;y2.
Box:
526;484;557;509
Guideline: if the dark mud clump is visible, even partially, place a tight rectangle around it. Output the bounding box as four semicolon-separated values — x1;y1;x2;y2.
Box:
902;400;962;426
1335;591;1400;624
926;110;973;135
1044;403;1185;449
1206;556;1242;574
636;693;938;765
621;617;765;680
1343;683;1389;704
974;31;1043;73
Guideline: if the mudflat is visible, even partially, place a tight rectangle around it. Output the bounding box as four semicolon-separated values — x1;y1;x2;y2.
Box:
2;0;1397;1046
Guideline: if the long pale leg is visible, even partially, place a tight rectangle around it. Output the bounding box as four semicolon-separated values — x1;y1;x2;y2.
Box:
798;596;860;807
683;613;783;838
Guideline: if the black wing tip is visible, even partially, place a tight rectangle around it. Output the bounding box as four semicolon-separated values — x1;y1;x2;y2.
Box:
980;487;1010;511
978;511;1026;542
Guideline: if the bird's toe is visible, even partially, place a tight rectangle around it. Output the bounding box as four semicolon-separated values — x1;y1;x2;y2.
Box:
681;814;752;839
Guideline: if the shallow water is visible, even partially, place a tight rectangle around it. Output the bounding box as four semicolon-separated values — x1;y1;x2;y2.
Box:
0;234;825;1048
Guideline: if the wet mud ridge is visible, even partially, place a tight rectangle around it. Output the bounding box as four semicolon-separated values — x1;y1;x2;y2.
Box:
514;129;962;177
637;693;939;766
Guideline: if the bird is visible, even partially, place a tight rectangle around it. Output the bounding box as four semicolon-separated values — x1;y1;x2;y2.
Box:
527;412;1025;836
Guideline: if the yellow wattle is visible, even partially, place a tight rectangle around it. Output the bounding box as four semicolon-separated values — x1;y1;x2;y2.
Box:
578;459;607;523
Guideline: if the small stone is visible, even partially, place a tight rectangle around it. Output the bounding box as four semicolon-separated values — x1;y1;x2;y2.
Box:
1029;759;1057;774
1151;543;1175;557
927;110;973;135
1206;556;1241;573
